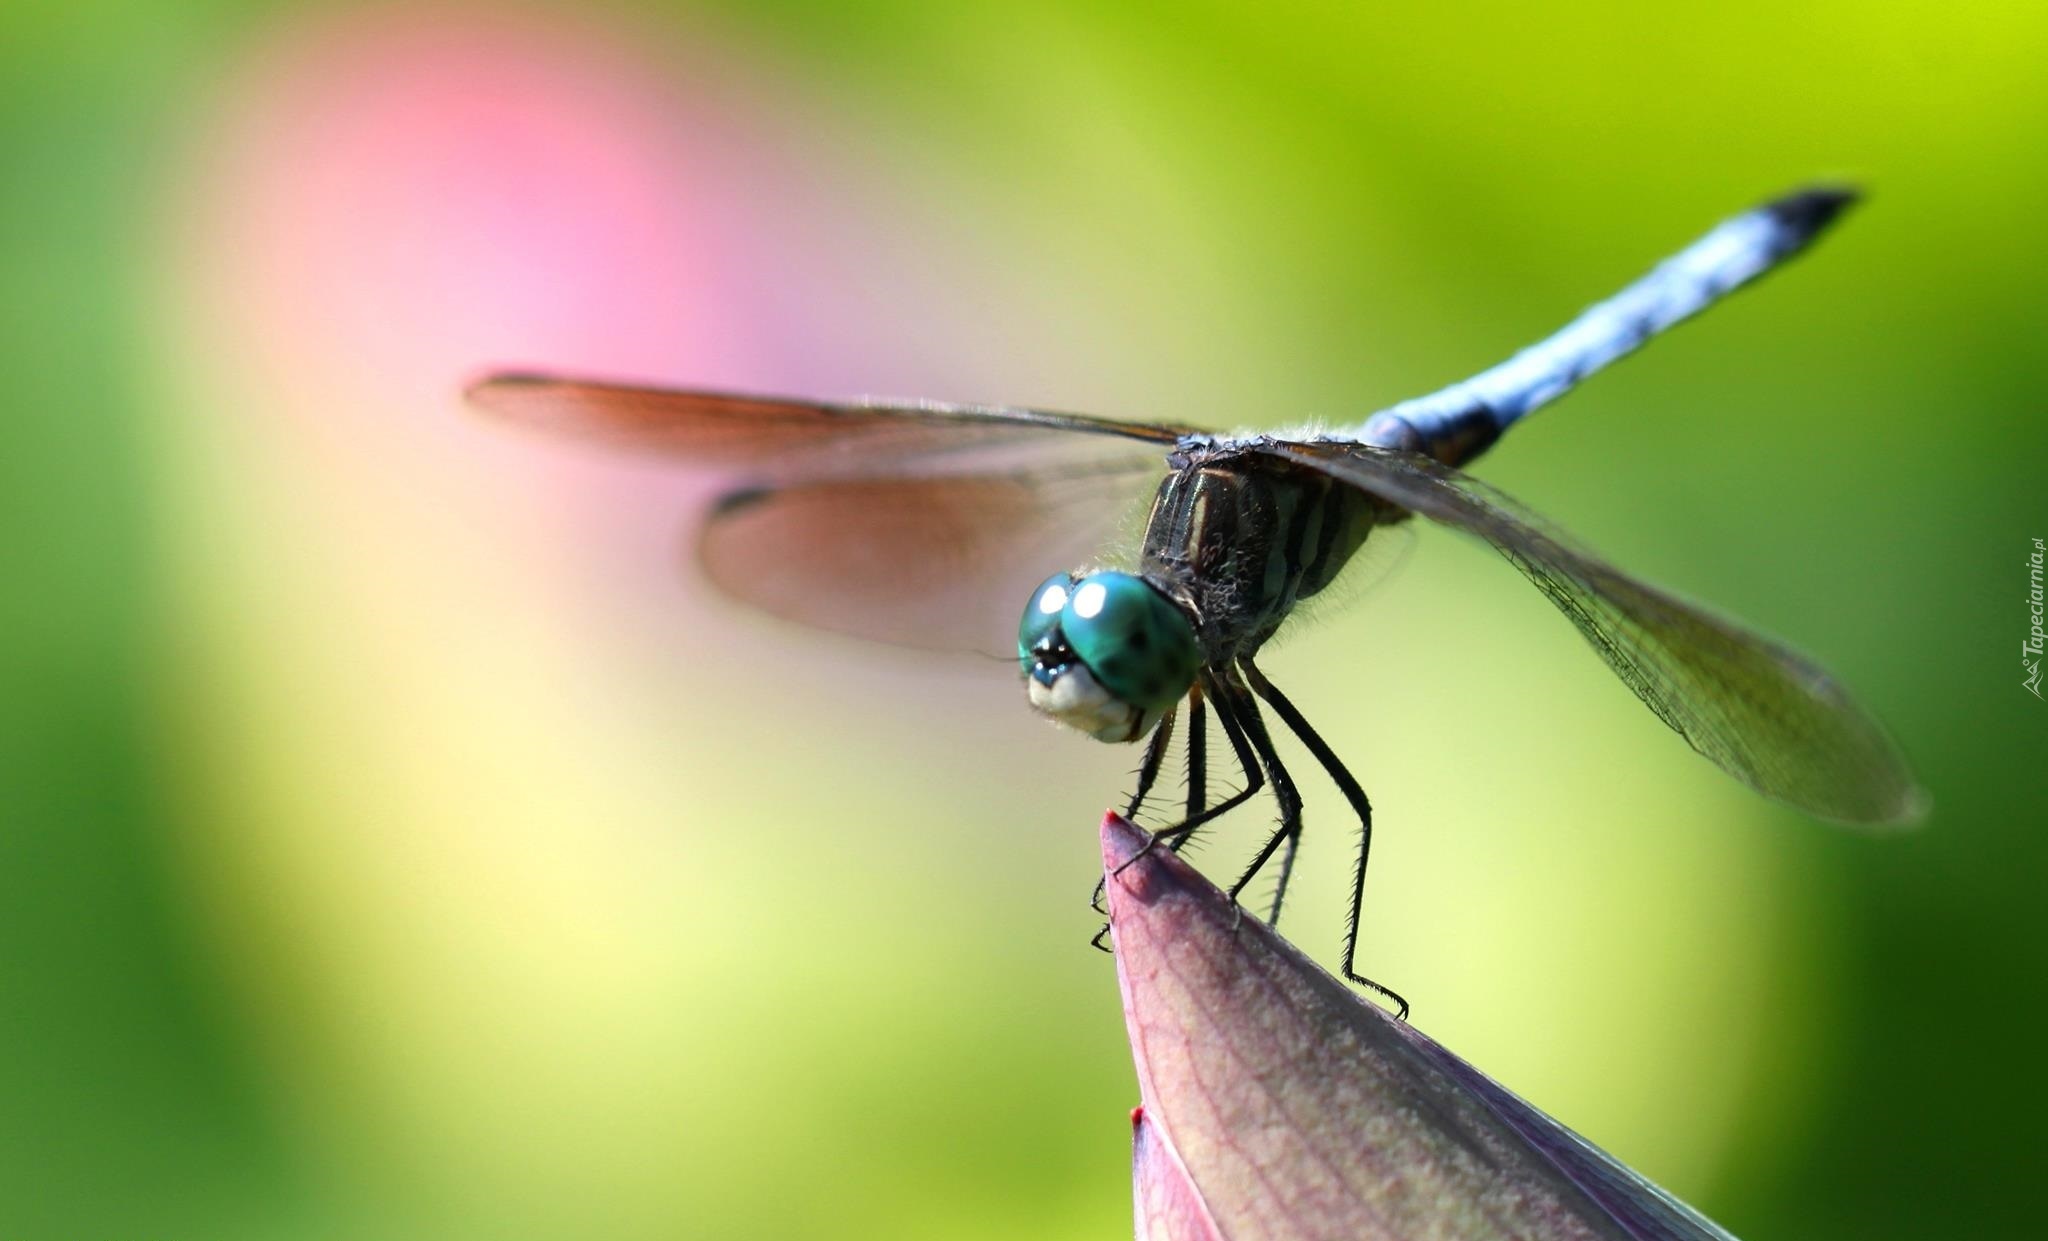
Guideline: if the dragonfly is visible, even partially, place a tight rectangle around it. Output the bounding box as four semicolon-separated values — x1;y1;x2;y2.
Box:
469;186;1923;1019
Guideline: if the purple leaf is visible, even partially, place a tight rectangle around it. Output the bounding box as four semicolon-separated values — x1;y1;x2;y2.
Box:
1133;1103;1228;1241
1102;813;1741;1241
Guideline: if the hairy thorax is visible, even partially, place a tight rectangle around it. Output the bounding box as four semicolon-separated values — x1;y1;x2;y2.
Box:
1138;442;1398;663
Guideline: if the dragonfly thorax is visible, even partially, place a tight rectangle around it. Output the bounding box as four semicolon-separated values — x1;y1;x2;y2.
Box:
1140;450;1387;661
1017;572;1201;743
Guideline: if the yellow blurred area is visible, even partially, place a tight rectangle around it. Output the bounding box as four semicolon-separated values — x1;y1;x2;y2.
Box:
4;2;2042;1238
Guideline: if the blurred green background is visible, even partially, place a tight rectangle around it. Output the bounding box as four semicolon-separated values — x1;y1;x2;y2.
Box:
4;2;2042;1238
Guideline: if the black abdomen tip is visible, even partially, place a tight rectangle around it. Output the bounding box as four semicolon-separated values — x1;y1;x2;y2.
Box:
1765;186;1862;243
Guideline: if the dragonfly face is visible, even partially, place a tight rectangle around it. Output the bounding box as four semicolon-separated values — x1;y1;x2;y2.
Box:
466;186;1922;1019
1019;448;1392;742
1018;571;1201;743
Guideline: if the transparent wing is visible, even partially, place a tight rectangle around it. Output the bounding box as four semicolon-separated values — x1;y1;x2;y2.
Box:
466;372;1191;480
698;458;1162;653
1260;440;1925;826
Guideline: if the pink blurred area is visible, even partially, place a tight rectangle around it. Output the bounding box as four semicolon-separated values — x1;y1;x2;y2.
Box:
141;10;959;1212
159;8;751;613
174;5;781;405
158;3;966;591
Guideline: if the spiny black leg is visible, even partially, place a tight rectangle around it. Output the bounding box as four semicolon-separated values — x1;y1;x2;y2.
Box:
1258;668;1301;921
1266;818;1302;926
1094;687;1250;949
1124;705;1177;822
1114;673;1263;877
1171;686;1207;853
1208;669;1303;926
1095;705;1177;917
1243;658;1408;1021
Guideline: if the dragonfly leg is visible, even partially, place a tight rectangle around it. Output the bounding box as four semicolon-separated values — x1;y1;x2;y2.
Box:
1123;705;1178;822
1105;679;1261;954
1096;705;1181;916
1262;703;1303;925
1095;682;1254;951
1175;686;1207;849
1267;829;1301;926
1209;668;1304;929
1242;658;1409;1021
1113;675;1263;874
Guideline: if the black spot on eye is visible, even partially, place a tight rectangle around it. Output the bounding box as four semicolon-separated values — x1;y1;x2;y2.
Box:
1128;629;1150;650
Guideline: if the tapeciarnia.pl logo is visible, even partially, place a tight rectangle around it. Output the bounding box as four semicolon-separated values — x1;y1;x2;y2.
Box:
2027;537;2045;699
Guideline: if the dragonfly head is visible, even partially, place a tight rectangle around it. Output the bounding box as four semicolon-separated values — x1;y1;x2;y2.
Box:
1018;571;1199;743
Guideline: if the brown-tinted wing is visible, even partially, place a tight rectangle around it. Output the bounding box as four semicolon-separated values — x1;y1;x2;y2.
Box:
466;372;1191;480
698;458;1162;653
1260;439;1925;826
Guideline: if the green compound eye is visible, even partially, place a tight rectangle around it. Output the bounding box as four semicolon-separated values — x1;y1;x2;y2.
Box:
1017;573;1074;670
1060;572;1200;711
